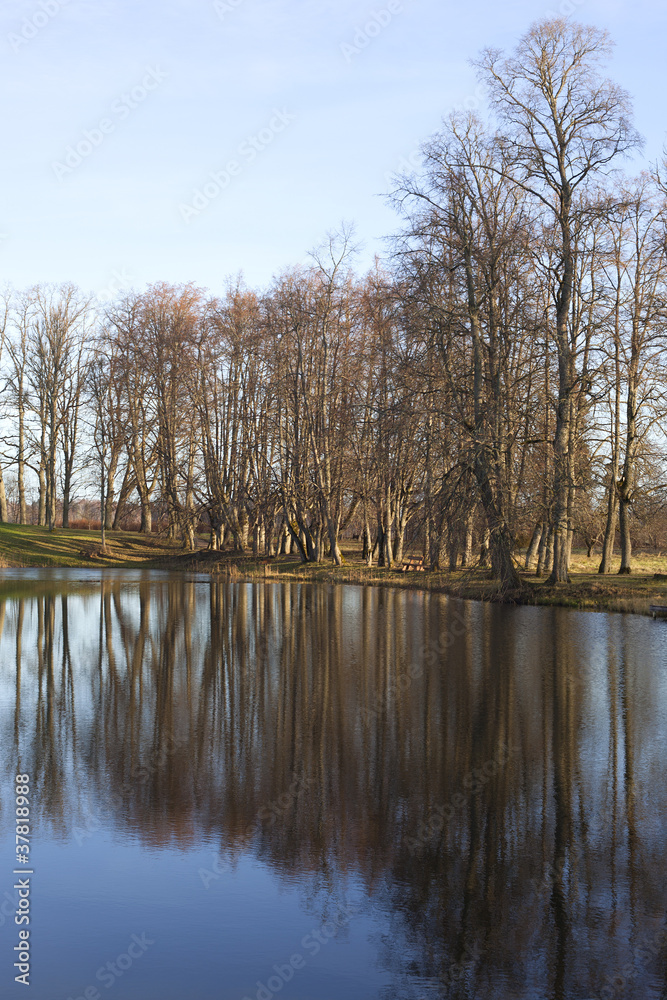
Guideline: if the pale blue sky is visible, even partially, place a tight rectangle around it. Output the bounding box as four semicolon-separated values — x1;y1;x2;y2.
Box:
0;0;664;299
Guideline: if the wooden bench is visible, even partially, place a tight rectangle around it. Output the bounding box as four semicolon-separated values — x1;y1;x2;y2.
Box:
401;556;424;573
650;605;667;619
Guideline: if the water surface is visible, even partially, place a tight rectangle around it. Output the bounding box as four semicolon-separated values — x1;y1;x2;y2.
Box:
1;570;666;999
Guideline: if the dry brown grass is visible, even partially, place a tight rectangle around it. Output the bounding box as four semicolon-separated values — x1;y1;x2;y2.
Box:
2;527;666;616
0;524;178;567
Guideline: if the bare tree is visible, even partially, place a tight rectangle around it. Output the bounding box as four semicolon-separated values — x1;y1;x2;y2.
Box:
394;113;539;587
477;18;642;581
23;284;91;529
0;290;11;522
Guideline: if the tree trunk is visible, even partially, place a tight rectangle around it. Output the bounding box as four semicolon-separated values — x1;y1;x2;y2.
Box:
185;523;196;552
525;523;542;571
549;446;571;584
545;527;555;576
449;531;459;571
382;486;393;568
38;462;46;527
547;203;575;585
479;527;490;568
392;510;407;566
238;512;249;552
430;525;448;571
618;373;637;575
62;468;71;528
536;524;551;578
140;500;152;534
598;485;618;574
362;513;373;567
465;262;520;590
47;425;58;530
103;449;121;530
461;516;474;568
325;516;343;565
475;471;520;589
377;517;386;567
100;467;106;550
112;465;134;531
600;316;621;573
17;409;27;524
618;496;632;574
0;470;8;523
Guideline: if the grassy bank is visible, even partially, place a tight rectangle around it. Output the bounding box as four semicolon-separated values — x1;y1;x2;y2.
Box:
181;551;667;616
1;524;667;615
0;523;178;567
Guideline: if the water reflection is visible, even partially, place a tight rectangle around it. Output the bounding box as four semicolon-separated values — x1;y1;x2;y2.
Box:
1;573;666;999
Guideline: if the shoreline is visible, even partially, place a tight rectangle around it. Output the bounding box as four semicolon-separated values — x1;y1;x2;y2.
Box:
1;524;666;616
197;559;667;617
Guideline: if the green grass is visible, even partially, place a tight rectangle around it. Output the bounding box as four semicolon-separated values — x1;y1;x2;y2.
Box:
0;523;177;568
159;544;667;615
1;525;667;616
193;546;667;616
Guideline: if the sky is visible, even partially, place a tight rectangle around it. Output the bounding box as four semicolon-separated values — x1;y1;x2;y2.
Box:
0;0;665;300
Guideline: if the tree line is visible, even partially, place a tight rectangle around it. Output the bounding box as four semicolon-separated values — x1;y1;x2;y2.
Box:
1;18;666;585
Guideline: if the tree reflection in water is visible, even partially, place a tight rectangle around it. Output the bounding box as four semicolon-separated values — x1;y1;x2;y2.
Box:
0;575;665;999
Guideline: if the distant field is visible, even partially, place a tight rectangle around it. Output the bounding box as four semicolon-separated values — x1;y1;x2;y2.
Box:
0;523;177;567
567;549;667;577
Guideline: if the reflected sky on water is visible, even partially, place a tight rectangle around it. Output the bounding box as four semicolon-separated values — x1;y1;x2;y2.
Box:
1;570;666;999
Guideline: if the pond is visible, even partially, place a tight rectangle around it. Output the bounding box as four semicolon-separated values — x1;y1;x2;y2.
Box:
1;570;666;999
